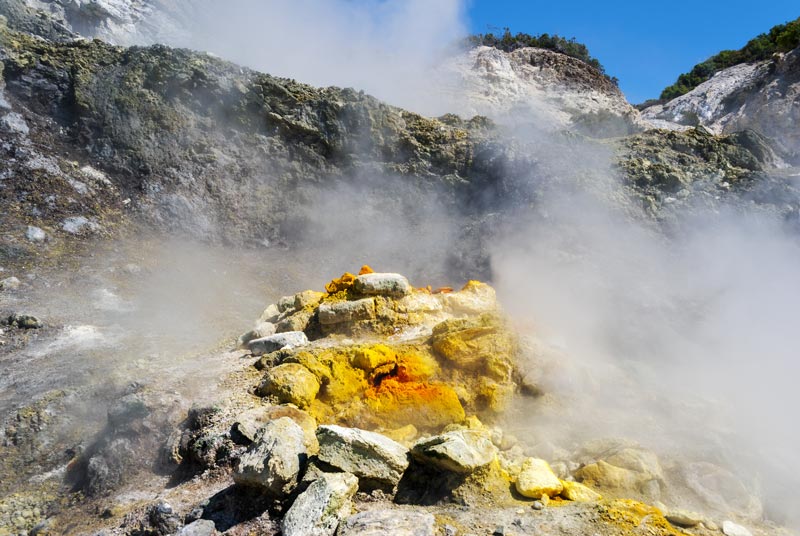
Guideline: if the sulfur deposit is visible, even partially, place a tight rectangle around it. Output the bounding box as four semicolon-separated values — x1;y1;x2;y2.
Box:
101;268;755;536
2;268;774;536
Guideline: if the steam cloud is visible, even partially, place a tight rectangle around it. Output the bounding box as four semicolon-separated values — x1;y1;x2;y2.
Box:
148;0;467;115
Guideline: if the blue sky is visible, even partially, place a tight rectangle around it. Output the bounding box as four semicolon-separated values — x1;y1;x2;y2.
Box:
467;1;799;103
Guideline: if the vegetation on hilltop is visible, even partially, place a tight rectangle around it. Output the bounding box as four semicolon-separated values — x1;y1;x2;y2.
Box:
659;16;800;101
468;28;618;86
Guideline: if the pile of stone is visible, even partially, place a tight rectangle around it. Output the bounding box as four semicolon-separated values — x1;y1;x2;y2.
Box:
137;269;765;536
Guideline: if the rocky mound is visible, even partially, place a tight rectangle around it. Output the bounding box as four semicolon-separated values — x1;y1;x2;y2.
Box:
0;268;767;536
642;46;800;165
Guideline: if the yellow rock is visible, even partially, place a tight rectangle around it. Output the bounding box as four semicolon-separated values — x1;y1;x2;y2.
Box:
257;363;320;408
352;344;396;371
514;458;563;499
560;480;602;502
575;460;649;492
382;424;418;445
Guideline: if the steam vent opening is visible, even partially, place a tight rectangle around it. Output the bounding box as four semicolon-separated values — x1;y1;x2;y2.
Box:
2;3;800;534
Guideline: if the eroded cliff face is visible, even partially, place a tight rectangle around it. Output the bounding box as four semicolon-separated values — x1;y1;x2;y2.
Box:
441;45;644;136
643;47;800;165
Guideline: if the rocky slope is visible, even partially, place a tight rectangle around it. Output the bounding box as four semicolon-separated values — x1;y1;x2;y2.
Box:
642;46;800;164
441;45;644;136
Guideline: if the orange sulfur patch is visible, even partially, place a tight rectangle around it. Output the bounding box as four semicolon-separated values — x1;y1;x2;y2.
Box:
325;272;356;293
364;378;465;430
358;265;375;275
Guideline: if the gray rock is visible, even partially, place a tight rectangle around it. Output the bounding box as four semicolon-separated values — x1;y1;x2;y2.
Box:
147;501;181;535
61;216;101;234
275;309;314;333
277;295;295;312
317;298;375;325
7;313;42;329
233;417;307;496
338;509;436;536
258;303;281;323
25;226;46;243
722;521;753;536
411;430;497;473
664;508;703;528
2;112;29;135
237;321;276;348
176;519;217;536
280;471;358;536
248;331;308;355
316;425;409;489
0;276;21;290
353;273;411;298
107;393;150;428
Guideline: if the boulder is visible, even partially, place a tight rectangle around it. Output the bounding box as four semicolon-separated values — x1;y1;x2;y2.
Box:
276;309;314;333
560;480;602;502
664;509;703;528
248;331;308;355
237;322;276;348
258;303;281;323
353;273;411;298
257;363;320;408
317;298;375;325
281;471;358;536
0;276;21;290
515;458;563;499
722;521;753;536
233;417;307;496
411;429;497;473
25;226;46;242
294;290;325;309
177;519;217;536
338;509;436;536
147;501;181;535
231;405;318;451
316;425;409;489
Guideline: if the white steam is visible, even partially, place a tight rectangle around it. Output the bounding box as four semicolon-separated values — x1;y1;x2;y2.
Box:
491;154;800;526
150;0;467;115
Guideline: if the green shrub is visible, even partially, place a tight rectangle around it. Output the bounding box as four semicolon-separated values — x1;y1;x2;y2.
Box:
660;16;800;100
467;28;617;86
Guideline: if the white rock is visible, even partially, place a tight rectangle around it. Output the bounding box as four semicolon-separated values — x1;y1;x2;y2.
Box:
26;226;47;242
317;298;375;325
248;331;308;355
61;216;101;234
258;303;281;323
722;521;753;536
411;429;497;473
233;417;307;496
1;112;30;135
237;321;276;348
176;519;217;536
353;273;411;298
316;425;409;488
281;471;358;536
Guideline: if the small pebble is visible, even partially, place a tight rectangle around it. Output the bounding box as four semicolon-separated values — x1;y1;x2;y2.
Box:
532;501;544;510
